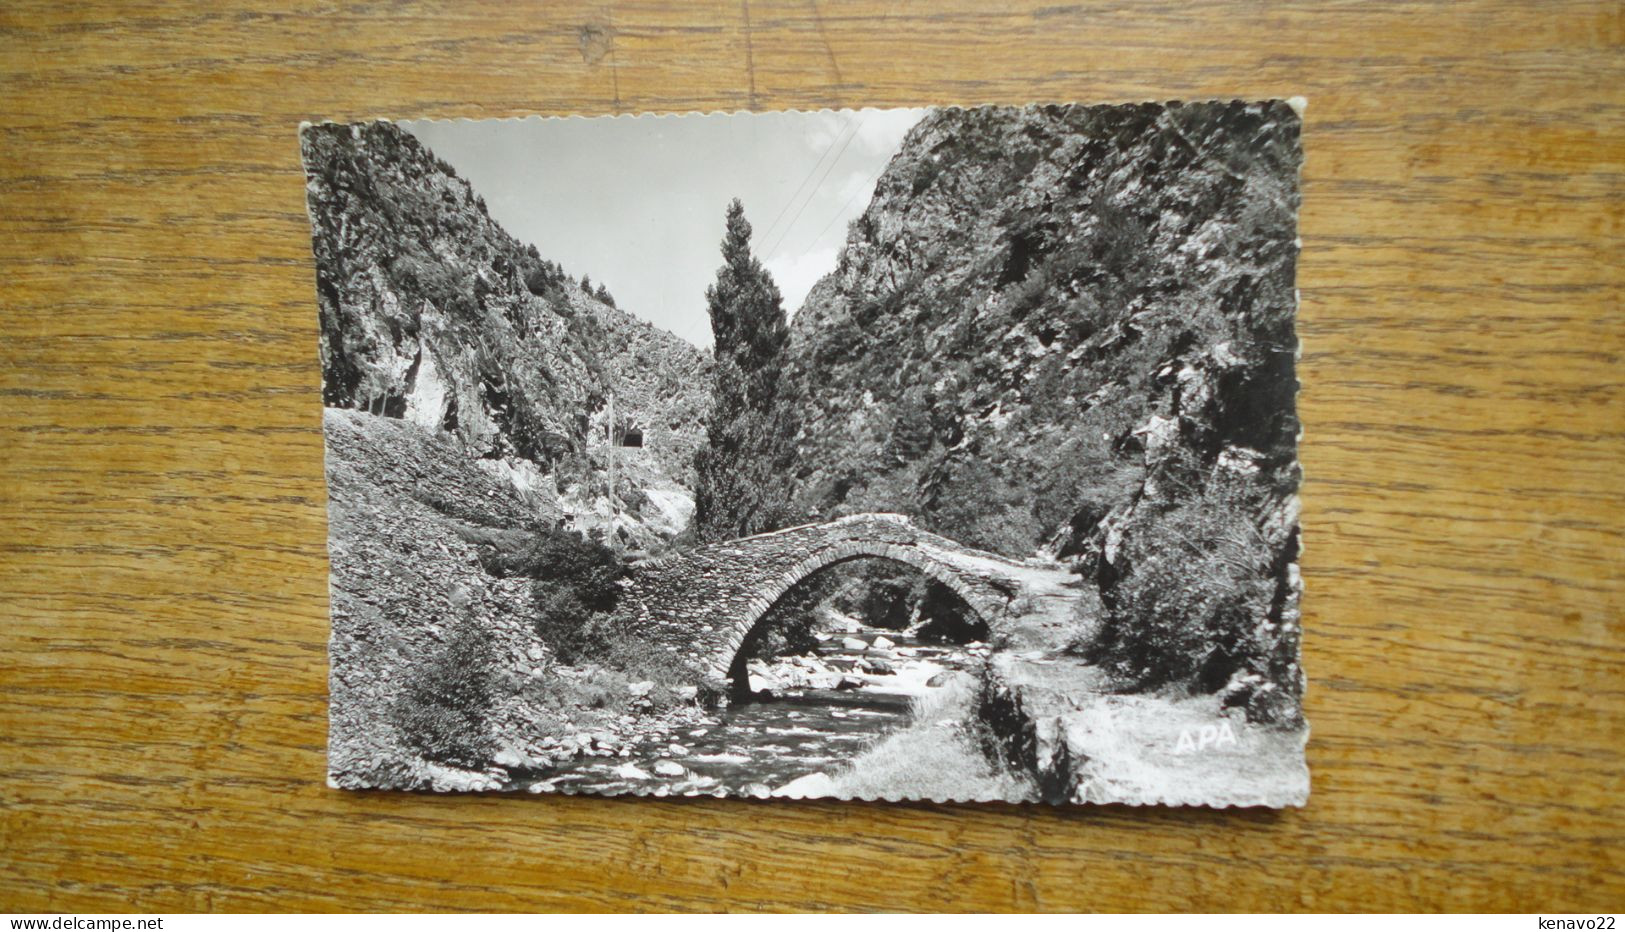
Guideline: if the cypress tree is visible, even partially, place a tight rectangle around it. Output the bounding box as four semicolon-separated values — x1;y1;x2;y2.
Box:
693;199;798;541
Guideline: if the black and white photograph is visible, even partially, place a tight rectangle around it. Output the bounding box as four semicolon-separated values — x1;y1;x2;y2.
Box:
301;100;1307;806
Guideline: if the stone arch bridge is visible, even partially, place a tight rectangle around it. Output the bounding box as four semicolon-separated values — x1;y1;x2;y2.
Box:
621;513;1065;688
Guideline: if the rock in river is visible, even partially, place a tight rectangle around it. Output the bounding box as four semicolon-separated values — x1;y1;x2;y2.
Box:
772;772;837;798
613;762;652;780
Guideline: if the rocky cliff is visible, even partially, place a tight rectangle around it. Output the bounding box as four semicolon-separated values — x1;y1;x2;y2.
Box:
301;121;707;528
302;122;716;787
784;101;1303;720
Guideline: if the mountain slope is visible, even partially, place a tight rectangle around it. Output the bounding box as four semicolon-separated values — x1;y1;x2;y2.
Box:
783;101;1303;719
302;122;716;786
300;121;707;506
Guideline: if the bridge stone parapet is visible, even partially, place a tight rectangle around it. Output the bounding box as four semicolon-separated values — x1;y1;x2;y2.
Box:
621;513;1054;686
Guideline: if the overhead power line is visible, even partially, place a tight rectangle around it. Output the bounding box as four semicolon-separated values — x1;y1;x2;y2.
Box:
765;115;865;258
756;115;856;250
800;158;888;255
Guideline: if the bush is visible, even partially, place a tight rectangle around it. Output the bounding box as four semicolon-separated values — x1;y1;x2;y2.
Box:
592;616;696;691
392;619;498;770
525;663;628;713
520;609;698;714
829;671;1035;802
923;457;1038;556
1086;476;1286;712
479;527;698;686
523;264;553;296
480;526;626;663
483;524;623;586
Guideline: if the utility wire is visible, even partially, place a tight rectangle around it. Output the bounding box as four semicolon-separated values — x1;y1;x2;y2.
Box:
799;159;888;256
756;115;856;250
764;115;865;258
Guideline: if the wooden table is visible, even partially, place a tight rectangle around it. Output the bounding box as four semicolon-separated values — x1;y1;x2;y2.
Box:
2;0;1620;913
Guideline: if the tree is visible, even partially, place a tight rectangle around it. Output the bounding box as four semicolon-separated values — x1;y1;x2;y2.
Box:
594;282;616;307
693;199;799;542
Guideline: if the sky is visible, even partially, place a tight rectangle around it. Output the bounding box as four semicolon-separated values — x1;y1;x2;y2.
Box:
401;108;928;348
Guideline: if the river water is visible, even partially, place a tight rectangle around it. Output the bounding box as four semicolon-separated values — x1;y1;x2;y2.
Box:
517;622;989;796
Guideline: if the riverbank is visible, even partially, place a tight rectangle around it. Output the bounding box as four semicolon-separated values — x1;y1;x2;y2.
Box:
516;621;989;796
976;562;1310;807
804;672;1038;802
982;652;1309;806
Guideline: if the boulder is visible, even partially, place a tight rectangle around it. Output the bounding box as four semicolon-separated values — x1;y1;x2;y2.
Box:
1219;669;1298;725
492;746;528;769
771;772;838;798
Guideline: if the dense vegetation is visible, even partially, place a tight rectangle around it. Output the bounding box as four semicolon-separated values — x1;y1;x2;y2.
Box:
480;525;628;662
392;617;499;770
782;102;1303;722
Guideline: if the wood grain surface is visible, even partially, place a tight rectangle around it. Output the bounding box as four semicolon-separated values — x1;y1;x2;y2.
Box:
2;0;1621;913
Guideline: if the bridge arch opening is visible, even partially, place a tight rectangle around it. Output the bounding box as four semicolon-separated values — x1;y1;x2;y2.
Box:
722;552;994;700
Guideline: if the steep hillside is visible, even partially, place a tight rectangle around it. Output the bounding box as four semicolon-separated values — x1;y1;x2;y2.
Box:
784;101;1303;720
300;121;707;523
303;122;715;787
322;408;547;789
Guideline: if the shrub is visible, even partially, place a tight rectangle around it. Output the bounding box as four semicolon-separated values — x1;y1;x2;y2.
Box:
923;457;1038;556
1087;476;1284;709
523;264;553;297
592;615;696;692
479;526;626;663
829;671;1035;802
483;525;623;586
392;619;498;770
525;663;628;712
520;609;698;714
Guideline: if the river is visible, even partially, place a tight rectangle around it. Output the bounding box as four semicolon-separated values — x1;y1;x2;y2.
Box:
515;620;990;796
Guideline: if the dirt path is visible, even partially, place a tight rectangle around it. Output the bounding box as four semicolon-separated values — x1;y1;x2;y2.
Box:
982;561;1310;807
